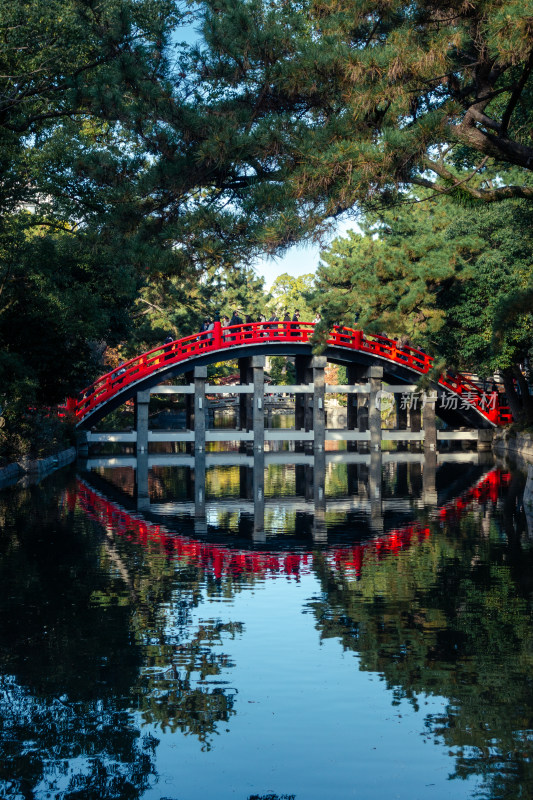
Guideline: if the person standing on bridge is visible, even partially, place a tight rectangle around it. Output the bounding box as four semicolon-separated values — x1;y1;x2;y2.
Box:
227;309;243;341
163;334;173;361
200;317;210;349
267;312;279;336
292;309;300;337
229;309;243;327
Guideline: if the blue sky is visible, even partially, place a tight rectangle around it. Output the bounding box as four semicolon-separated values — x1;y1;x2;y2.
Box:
253;218;360;289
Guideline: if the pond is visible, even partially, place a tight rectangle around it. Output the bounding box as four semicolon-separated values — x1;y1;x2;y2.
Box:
0;452;532;800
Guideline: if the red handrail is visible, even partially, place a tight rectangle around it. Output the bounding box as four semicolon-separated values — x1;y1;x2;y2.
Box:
73;321;510;426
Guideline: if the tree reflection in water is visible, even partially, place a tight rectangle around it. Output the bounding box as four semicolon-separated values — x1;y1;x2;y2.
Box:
0;476;243;797
308;470;533;800
1;464;531;800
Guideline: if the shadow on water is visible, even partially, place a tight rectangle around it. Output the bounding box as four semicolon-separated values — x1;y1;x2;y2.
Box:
0;456;532;799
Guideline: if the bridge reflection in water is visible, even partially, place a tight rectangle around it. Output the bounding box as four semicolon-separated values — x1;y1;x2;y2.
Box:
79;446;496;549
76;459;508;585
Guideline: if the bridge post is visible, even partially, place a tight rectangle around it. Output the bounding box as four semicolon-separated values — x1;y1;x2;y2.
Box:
395;394;408;451
313;446;327;543
423;392;437;452
369;447;383;533
313;507;327;542
410;398;422;452
477;429;493;451
194;450;206;522
347;365;359;452
185;370;194;453
295;355;312;451
194;366;207;454
134;390;150;454
253;450;265;542
423;450;438;505
135;450;150;511
347;462;359;495
313;356;326;454
368;366;383;530
253;356;265;452
368;366;383;454
409;461;423;495
239;358;253;433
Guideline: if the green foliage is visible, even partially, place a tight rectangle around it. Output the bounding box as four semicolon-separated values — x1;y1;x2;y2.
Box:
193;0;533;232
267;273;315;320
127;265;268;355
314;195;476;346
267;356;296;385
437;201;533;376
0;215;137;401
314;190;533;421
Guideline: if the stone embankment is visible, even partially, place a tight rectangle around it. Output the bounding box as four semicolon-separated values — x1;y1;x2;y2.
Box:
493;430;533;463
0;446;76;489
524;464;533;514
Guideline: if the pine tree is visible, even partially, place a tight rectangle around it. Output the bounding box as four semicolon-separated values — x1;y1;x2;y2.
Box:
314;193;533;423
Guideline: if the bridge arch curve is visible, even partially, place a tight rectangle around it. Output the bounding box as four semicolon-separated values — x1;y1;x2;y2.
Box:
74;322;506;429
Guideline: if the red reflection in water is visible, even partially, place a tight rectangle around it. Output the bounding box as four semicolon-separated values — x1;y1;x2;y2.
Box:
74;468;510;583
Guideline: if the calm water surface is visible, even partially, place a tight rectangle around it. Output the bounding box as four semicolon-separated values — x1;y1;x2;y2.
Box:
1;454;532;800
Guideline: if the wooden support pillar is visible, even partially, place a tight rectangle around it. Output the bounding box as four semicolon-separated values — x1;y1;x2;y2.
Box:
395;394;408;452
313;356;326;454
194;450;206;520
313;508;327;543
347;463;359;496
185;370;194;453
305;464;314;501
358;394;369;453
423;392;437;452
395;461;409;496
409;462;423;496
304;360;314;435
478;429;493;452
253;356;265;452
194;366;207;454
295;354;312;452
313;448;327;543
368;365;383;455
314;449;326;509
369;443;383;533
239;357;253;432
347;365;359;452
423;450;438;505
135;450;149;511
410;399;422;452
240;465;253;499
135;390;150;455
253;450;265;542
295;464;307;496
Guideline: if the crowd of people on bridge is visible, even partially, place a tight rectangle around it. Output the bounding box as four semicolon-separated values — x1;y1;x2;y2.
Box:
197;309;322;337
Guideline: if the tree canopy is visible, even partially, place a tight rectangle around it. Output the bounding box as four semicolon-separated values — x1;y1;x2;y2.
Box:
314;191;533;422
191;0;533;235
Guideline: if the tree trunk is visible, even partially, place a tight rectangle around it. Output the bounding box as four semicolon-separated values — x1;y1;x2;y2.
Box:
513;365;533;426
501;368;523;423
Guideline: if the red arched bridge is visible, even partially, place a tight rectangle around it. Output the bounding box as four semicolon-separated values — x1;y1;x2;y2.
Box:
71;321;511;429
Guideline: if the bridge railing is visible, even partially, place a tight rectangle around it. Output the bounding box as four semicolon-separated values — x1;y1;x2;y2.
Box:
74;321;510;425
